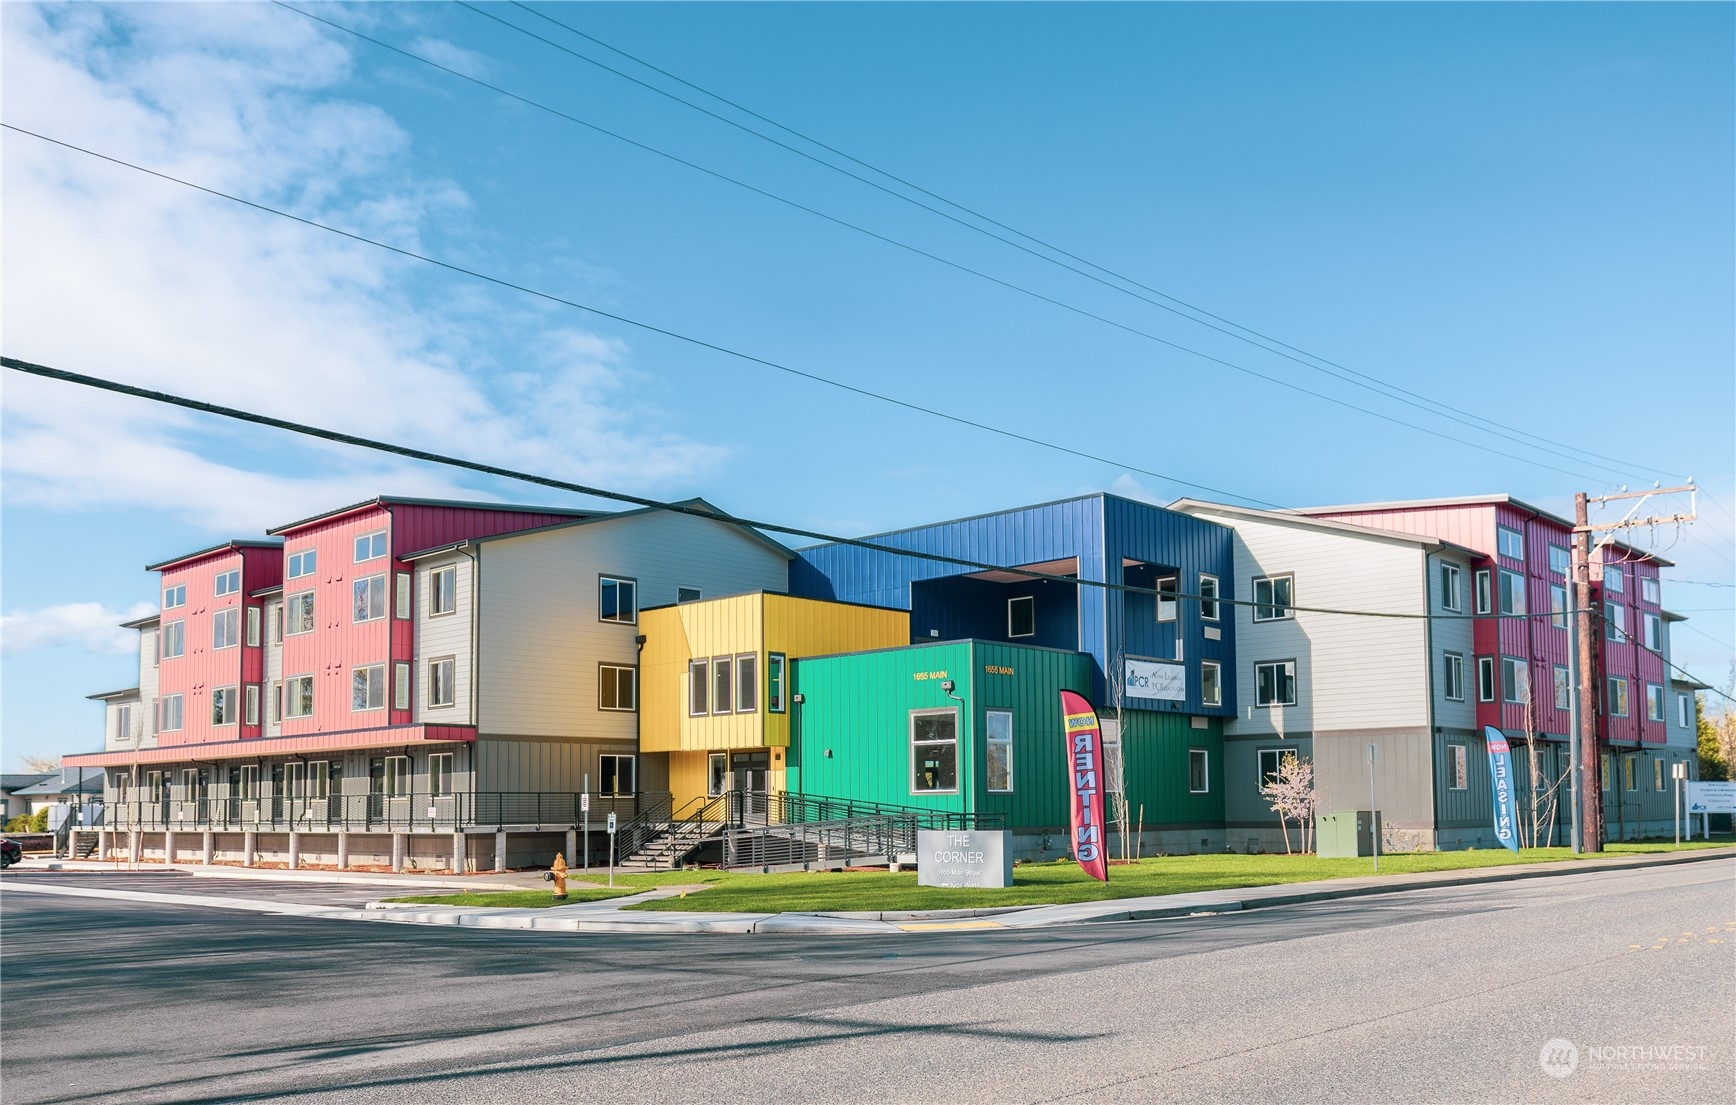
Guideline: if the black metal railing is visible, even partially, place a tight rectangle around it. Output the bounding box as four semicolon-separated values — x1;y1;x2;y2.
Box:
102;790;666;833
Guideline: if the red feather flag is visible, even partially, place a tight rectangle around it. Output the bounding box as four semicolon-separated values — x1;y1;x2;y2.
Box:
1059;690;1108;882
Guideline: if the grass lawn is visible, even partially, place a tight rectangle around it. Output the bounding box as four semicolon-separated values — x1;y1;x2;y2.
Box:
380;888;636;908
613;839;1733;914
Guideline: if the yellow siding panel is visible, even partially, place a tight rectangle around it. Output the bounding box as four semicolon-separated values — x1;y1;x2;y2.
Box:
763;594;909;748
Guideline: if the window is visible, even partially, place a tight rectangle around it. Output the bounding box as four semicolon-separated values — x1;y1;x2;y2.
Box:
677;586;703;604
1155;577;1178;623
1548;545;1571;577
1600;754;1611;791
1498;569;1526;616
1622;756;1637;793
598;576;637;623
1443;653;1464;701
1200;660;1222;707
711;655;734;714
212;686;236;725
429;566;457;616
767;653;787;713
395;573;411;620
1102;725;1124;794
214;569;241;596
1643;613;1662;652
1653;758;1664;792
599;663;637;711
287;549;317;579
1187;748;1209;794
238;765;259;800
1254;660;1296;707
309;761;329;799
688;659;709;716
1253;575;1293;622
1474;569;1492;615
1447;744;1468;790
270;681;283;723
213;608;239;649
384;756;409;798
161;620;185;659
1604;602;1627;641
1553;666;1570;711
1501;657;1529;705
1258;748;1298;786
353;575;386;622
1604;565;1624;593
1439;563;1462;613
286;592;315;635
428;658;455;708
354;531;387;563
429;753;453;798
1641;577;1660;605
352;665;385;711
1679;695;1693;729
986;709;1014;793
1477;657;1496;703
270;604;284;644
287;676;314;718
1008;594;1036;638
736;653;758;713
1607;676;1629;717
244;684;259;726
394;662;411;711
1550;584;1568;629
1198;574;1219;621
245;605;261;647
910;709;958;793
1646;683;1664;722
114;704;132;742
163;584;187;609
1497;525;1525;561
707;752;728;797
599;754;635;796
283;762;305;800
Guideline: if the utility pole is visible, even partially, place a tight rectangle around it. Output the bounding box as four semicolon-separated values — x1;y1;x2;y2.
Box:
1570;483;1698;857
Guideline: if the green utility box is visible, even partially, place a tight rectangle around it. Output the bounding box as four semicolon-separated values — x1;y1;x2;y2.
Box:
1316;810;1382;858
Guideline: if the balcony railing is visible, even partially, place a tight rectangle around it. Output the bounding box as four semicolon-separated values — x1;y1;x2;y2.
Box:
103;790;665;833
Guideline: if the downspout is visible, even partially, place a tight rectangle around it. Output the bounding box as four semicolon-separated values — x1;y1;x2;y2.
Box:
454;542;480;807
1422;548;1438;847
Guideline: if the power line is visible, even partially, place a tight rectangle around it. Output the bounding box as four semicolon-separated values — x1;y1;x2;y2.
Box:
1676;621;1736;654
3;354;1707;637
491;0;1683;487
267;3;1652;487
0;122;1271;509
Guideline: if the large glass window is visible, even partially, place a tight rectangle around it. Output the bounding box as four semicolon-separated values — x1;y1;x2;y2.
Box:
707;752;727;798
599;576;637;623
910;710;958;793
1604;566;1624;593
600;754;636;796
1254;660;1296;707
1498;569;1526;616
160;694;184;731
286;592;315;634
1643;613;1662;651
353;575;387;622
212;608;239;649
1501;656;1530;704
986;709;1014;793
429;753;453;798
599;663;637;712
161;620;185;659
1641;576;1660;605
1253;575;1293;622
214;569;241;597
212;686;236;725
352;665;386;711
1154;577;1178;624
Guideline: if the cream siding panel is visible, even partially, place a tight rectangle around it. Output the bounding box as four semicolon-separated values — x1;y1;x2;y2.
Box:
1428;551;1477;732
263;601;283;737
1194;512;1431;737
479;512;790;739
415;555;475;724
137;625;160;745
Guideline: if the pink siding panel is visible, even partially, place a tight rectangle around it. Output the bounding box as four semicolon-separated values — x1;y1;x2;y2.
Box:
156;551;248;748
64;724;475;768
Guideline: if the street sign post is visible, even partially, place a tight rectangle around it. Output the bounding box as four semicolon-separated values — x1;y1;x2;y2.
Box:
607;811;617;888
582;773;590;873
1673;761;1688;844
1367;743;1379;872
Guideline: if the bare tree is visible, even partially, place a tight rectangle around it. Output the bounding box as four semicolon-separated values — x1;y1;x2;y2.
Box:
19;754;60;774
1260;753;1316;854
1105;650;1132;863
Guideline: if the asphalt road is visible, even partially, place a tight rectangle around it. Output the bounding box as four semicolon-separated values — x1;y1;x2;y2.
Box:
2;862;1731;1104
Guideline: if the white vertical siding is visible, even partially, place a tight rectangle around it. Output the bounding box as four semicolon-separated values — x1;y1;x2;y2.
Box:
263;600;283;737
415;554;475;724
478;512;790;740
137;624;160;745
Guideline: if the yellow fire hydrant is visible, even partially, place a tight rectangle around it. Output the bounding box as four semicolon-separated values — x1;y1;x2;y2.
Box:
546;852;568;900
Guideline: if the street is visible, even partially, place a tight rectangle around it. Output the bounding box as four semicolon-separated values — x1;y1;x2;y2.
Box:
2;862;1731;1104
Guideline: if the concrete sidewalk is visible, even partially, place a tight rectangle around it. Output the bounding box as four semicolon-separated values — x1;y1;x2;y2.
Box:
8;845;1731;936
8;857;613;893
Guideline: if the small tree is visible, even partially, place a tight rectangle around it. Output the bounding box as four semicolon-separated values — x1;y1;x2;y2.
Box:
1260;753;1316;854
19;755;60;774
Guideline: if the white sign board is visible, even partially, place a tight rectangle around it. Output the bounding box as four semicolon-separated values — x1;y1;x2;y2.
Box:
1685;781;1736;814
917;830;1013;888
1125;658;1186;702
606;812;617;833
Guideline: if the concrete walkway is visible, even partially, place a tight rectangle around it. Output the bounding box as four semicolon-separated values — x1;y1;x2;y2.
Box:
8;846;1732;936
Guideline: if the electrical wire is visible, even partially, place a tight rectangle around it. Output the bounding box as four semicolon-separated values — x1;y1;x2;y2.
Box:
266;3;1658;487
492;0;1686;486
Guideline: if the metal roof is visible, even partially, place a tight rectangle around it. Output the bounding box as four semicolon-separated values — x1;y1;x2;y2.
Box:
1170;498;1478;555
85;687;141;702
146;538;283;573
265;495;597;536
119;614;160;629
399;498;792;562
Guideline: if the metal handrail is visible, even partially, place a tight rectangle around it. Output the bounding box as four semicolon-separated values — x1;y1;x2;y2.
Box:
101;790;669;834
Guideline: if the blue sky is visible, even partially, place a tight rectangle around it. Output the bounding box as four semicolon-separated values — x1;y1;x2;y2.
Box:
3;2;1732;770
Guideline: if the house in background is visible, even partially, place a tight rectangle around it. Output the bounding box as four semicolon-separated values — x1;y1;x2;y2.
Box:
2;775;54;822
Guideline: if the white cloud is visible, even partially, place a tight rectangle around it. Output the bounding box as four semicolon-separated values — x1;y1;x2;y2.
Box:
1106;474;1167;505
1;602;157;656
0;4;723;536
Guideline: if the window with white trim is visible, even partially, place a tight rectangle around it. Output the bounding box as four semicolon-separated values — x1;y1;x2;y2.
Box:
1653;757;1664;791
707;752;727;798
1254;660;1296;707
430;753;454;797
160;694;184;732
286;592;315;635
353;574;387;622
1498;569;1526;616
1553;665;1570;711
1155;577;1178;623
711;655;734;714
161;620;185;659
1604;565;1624;593
1641;576;1659;604
244;684;259;726
245;605;261;647
1643;612;1661;651
287;675;314;718
1200;660;1222;707
1623;756;1637;792
270;681;283;723
1198;574;1219;621
1447;743;1468;790
986;709;1013;793
910;709;958;793
1253;575;1293;622
287;549;317;579
163;584;187;609
309;760;329;799
599;754;635;796
1258;747;1298;786
212;686;237;725
384;755;409;797
213;608;240;649
767;653;787;713
430;566;457;616
354;531;387;563
598;576;637;623
238;764;259;800
1008;594;1036;637
1604;602;1627;641
1550;584;1568;629
428;657;456;708
395;572;411;620
1443;652;1464;701
1187;748;1209;794
1497;526;1525;561
677;586;703;604
1679;694;1693;728
352;664;385;711
1548;545;1570;577
394;662;411;711
1645;683;1664;722
1439;563;1462;613
1606;676;1629;717
1474;569;1492;615
735;653;758;713
599;663;637;712
214;569;241;597
688;658;709;716
1477;657;1495;702
1501;656;1529;704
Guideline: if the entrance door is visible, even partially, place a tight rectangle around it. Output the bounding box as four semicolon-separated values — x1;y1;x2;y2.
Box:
367;758;385;824
730;751;770;824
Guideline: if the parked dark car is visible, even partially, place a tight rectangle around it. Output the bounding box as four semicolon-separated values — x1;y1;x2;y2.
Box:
0;837;22;868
